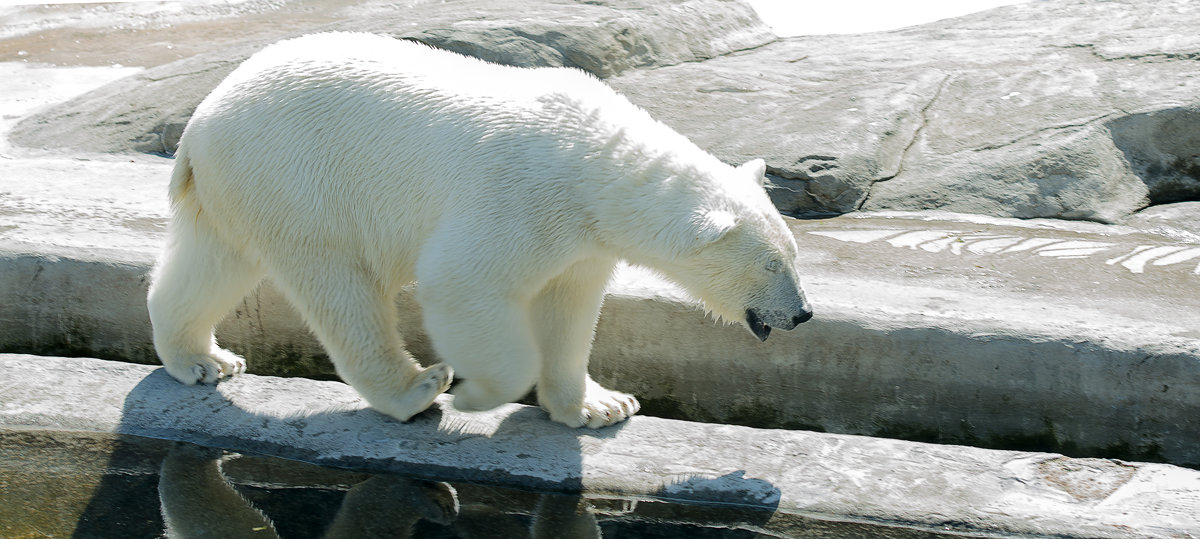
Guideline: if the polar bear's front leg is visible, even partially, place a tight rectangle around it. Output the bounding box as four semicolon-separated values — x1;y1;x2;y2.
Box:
531;258;640;428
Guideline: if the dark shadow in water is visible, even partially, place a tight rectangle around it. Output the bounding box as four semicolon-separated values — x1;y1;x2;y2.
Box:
54;368;948;537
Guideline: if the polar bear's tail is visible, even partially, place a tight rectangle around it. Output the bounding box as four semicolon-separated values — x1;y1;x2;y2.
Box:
168;145;195;206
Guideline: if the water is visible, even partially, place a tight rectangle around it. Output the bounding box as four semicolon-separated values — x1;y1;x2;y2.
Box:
0;429;972;538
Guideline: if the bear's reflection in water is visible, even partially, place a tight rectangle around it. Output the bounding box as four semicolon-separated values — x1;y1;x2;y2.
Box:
160;443;461;538
158;442;612;539
42;433;771;538
5;430;960;538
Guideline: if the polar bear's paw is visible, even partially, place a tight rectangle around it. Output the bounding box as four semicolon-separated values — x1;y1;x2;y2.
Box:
416;363;455;399
547;382;641;429
162;348;246;385
389;363;455;422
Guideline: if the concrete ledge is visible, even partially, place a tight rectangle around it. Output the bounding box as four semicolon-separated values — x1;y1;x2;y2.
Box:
2;153;1199;466
2;354;1197;538
3;236;1199;466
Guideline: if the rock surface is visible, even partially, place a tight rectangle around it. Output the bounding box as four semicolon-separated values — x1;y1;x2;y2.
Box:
1126;201;1200;242
5;0;1200;223
5;0;773;155
608;0;1200;222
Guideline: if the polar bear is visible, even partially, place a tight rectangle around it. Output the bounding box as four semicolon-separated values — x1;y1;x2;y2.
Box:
147;33;812;428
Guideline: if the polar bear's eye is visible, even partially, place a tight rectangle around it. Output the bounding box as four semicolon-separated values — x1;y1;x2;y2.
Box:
765;259;782;273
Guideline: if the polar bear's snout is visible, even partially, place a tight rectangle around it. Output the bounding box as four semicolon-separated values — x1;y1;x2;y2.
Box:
744;287;813;342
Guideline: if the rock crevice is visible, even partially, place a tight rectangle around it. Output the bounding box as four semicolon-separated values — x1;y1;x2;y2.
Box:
855;73;953;212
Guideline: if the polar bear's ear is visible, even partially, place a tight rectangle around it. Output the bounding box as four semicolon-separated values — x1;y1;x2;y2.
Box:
693;208;738;245
738;158;767;186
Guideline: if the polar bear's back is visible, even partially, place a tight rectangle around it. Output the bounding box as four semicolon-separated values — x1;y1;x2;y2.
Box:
218;32;599;105
178;33;627;265
187;32;605;163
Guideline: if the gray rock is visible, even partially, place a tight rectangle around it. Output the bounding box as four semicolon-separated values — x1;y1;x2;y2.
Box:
607;0;1200;222
867;120;1149;223
1125;201;1200;243
8;0;1199;222
608;50;946;215
1108;105;1200;206
12;51;255;155
358;0;773;79
8;0;773;155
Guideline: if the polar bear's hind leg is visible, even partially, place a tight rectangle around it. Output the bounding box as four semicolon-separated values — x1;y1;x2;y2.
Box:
148;204;264;385
270;260;453;422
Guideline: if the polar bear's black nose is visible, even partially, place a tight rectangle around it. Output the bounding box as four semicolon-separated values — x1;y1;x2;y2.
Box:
793;310;813;325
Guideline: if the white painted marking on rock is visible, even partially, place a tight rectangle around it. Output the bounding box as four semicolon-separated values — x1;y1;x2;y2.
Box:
925;235;960;253
811;228;1197;276
1034;240;1114;254
1037;246;1114;258
808;229;903;243
886;230;955;249
1153;247;1200;267
1116;245;1189;273
965;236;1022;255
1105;245;1155;266
1001;237;1062;253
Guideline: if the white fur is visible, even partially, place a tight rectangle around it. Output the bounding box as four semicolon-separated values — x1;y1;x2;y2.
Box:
147;33;810;428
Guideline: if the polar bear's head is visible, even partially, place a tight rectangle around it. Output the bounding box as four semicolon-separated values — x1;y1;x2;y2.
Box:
646;159;814;341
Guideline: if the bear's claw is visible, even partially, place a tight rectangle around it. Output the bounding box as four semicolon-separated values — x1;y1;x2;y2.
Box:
163;349;246;385
549;383;641;429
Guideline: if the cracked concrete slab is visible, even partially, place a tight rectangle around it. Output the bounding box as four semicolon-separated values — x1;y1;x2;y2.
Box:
2;354;1198;538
